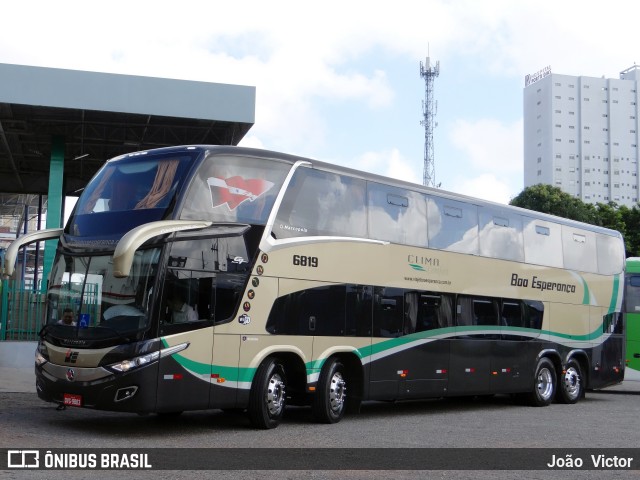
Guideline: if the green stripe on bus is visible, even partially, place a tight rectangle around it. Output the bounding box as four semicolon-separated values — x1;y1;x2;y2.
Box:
607;274;620;314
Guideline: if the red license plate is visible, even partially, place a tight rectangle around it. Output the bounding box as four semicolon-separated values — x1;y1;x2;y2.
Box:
63;393;83;407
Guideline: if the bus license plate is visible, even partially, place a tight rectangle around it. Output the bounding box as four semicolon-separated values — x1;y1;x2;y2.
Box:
63;393;82;407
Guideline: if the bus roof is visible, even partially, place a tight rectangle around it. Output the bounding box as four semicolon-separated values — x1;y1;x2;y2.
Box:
122;144;624;240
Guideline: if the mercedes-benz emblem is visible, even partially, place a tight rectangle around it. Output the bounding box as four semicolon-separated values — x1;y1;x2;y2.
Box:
66;368;75;382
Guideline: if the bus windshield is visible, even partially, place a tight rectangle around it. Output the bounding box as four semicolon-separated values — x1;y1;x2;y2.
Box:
45;248;160;339
67;151;197;240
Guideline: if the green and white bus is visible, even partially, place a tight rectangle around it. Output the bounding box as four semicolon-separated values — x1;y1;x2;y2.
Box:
624;257;640;380
4;145;626;428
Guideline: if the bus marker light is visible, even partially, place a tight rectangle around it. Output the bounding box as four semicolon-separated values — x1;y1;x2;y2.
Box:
436;369;447;374
216;378;226;383
465;368;475;373
308;386;316;392
397;370;408;377
163;374;183;380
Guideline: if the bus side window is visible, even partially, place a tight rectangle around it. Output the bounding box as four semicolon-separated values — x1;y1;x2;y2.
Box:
455;296;473;326
472;298;499;326
501;300;523;328
625;275;640;313
374;287;404;338
524;300;544;330
405;292;444;333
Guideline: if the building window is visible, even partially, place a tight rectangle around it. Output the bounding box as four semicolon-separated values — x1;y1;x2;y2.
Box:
584;126;590;130
583;98;590;101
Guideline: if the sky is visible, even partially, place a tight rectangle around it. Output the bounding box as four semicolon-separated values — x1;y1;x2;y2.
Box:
1;0;639;206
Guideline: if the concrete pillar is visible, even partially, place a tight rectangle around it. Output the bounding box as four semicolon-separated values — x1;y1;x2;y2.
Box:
41;136;65;292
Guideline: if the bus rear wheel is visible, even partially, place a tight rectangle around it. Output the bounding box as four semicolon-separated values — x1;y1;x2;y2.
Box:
248;357;287;429
527;358;557;407
557;359;583;404
312;358;347;424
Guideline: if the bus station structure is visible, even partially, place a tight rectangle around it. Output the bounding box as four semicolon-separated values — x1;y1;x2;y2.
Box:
0;62;255;289
0;62;255;340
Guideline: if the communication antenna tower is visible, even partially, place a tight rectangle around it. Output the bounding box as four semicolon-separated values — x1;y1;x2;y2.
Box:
420;55;440;187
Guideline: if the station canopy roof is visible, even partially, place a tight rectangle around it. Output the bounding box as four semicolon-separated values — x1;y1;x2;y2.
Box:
0;63;256;221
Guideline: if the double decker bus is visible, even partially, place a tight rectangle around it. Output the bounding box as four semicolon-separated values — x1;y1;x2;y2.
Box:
624;257;640;379
4;145;626;428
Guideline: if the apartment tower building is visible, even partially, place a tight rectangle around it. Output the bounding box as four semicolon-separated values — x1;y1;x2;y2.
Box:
523;65;640;206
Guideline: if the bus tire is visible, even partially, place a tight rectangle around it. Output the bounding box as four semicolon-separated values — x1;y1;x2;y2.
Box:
248;357;287;429
312;358;347;424
557;359;583;404
527;358;556;407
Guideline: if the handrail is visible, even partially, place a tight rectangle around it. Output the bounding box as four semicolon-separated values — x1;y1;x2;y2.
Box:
3;228;64;277
112;220;212;278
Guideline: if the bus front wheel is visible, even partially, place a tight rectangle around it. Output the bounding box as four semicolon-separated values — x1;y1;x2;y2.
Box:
527;358;557;407
248;357;287;429
557;359;583;404
312;358;347;424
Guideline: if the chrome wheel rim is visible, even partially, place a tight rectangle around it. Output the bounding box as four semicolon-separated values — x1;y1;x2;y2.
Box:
562;366;581;400
536;367;554;401
328;371;346;414
266;373;285;416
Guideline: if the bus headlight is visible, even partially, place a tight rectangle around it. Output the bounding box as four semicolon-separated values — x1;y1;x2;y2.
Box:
35;344;49;366
106;342;189;373
108;351;160;373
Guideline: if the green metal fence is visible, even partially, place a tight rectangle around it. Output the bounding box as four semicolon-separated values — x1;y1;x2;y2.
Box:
0;279;45;341
0;279;102;341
